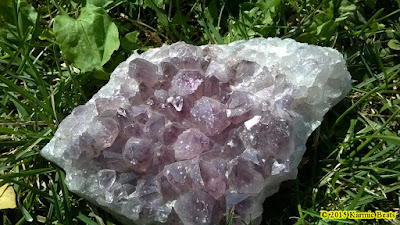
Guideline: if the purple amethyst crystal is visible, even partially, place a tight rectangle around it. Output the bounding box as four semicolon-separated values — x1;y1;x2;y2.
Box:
41;38;351;225
173;128;210;161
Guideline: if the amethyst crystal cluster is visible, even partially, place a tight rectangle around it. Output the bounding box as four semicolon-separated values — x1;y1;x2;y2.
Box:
41;38;351;224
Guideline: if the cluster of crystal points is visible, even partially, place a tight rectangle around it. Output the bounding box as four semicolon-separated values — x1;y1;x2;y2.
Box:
41;38;351;225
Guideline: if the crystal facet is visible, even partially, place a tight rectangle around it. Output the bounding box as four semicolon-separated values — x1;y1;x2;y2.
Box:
41;38;351;225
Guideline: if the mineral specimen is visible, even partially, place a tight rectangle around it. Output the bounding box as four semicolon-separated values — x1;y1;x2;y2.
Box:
41;38;351;225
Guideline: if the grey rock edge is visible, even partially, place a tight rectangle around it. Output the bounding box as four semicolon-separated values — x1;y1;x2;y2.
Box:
41;38;351;225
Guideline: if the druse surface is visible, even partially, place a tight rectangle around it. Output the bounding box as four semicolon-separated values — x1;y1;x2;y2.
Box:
41;38;351;225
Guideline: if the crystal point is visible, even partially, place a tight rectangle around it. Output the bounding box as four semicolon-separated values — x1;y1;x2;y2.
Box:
174;190;215;225
171;70;204;96
173;128;210;161
190;97;230;136
129;58;159;87
123;137;153;173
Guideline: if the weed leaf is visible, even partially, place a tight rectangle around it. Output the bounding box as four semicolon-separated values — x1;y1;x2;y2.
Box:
388;39;400;50
53;4;120;73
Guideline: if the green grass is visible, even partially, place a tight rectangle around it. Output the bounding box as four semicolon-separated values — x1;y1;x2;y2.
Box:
1;0;400;224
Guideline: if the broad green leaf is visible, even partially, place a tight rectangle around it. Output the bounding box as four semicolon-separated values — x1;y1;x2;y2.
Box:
53;5;120;73
339;0;356;14
121;31;141;53
297;31;318;44
19;1;38;26
321;0;334;19
335;13;351;22
388;39;400;50
0;183;17;209
316;20;336;40
314;13;330;26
